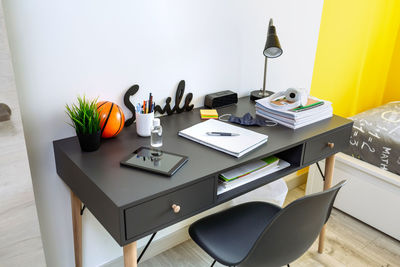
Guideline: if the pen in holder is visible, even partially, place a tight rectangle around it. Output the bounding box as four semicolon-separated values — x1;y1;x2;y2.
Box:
136;94;155;137
136;112;154;137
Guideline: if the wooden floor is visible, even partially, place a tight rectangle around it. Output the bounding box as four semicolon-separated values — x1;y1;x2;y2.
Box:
138;185;400;267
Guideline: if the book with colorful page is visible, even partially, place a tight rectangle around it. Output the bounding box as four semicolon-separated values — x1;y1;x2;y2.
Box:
217;158;291;194
219;156;279;182
269;97;323;111
256;96;332;119
255;95;333;129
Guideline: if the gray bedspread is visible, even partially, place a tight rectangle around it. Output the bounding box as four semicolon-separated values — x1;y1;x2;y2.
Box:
344;102;400;175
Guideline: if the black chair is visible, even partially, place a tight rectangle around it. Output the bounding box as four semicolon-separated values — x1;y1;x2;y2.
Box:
189;180;346;267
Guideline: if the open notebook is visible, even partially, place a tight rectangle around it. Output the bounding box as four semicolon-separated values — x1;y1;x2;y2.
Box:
178;119;268;157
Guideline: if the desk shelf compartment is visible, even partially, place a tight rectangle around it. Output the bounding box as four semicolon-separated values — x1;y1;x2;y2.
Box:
216;164;301;204
216;144;303;204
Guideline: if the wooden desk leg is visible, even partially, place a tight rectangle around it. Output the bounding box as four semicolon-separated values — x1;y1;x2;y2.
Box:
71;190;82;267
123;242;138;267
318;154;335;254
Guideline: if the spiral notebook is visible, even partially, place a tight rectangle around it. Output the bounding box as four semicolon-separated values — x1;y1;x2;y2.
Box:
178;119;268;157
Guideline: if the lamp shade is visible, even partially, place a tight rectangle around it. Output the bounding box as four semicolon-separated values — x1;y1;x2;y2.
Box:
263;19;282;58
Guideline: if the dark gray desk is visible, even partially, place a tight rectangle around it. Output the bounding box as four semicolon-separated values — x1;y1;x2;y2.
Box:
53;97;353;267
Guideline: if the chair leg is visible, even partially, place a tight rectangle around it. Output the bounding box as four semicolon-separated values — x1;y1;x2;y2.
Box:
211;259;216;267
287;264;290;267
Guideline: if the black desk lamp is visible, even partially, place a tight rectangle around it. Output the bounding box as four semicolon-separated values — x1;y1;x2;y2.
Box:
250;18;283;101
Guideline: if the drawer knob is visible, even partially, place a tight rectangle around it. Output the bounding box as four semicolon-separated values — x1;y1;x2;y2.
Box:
172;204;181;213
327;142;335;149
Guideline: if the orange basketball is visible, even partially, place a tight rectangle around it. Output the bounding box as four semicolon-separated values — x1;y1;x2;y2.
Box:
97;101;125;138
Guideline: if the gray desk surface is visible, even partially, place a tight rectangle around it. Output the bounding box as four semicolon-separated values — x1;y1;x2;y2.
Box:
54;97;352;209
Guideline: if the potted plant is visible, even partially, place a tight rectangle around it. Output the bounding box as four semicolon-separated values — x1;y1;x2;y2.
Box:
66;96;101;152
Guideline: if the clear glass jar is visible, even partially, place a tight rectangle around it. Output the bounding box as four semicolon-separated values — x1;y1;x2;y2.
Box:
150;118;163;147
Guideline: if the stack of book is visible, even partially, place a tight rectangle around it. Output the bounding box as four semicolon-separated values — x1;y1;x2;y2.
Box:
255;96;333;129
217;156;290;194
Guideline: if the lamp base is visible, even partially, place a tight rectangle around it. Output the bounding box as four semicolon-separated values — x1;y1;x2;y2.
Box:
250;89;274;101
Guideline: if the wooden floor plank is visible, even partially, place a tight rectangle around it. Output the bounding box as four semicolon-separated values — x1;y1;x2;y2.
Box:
363;235;400;266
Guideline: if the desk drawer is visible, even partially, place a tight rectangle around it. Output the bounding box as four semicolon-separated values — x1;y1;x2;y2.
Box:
303;126;352;165
124;177;214;240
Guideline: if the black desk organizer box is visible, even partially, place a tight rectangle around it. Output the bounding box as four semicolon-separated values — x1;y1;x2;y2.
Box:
204;90;238;108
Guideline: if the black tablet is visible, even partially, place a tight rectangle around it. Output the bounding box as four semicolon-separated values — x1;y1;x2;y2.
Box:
120;147;188;176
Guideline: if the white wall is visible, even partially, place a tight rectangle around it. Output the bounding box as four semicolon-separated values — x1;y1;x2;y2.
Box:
2;0;323;266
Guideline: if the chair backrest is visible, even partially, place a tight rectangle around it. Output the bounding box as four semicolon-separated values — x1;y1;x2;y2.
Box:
240;180;346;267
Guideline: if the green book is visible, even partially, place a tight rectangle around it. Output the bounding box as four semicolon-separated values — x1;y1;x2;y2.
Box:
219;156;279;182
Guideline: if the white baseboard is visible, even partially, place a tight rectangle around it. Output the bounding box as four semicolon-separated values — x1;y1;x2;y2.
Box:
101;173;306;267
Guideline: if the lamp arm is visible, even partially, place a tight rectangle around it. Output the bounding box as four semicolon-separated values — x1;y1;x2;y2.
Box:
262;57;268;96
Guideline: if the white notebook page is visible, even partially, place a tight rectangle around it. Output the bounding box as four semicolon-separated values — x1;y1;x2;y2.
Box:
178;119;268;157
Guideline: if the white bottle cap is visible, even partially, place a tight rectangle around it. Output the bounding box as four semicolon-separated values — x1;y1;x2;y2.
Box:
153;118;160;127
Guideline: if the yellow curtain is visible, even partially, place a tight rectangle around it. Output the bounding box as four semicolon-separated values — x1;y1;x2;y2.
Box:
310;0;400;117
384;25;400;104
298;1;400;177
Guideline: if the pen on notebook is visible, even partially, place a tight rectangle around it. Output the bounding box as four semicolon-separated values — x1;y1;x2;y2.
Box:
206;132;240;136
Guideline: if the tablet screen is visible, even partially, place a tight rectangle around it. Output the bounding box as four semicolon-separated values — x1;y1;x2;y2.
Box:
121;147;188;176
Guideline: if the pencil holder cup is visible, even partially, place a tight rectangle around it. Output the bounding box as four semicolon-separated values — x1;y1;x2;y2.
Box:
135;112;154;137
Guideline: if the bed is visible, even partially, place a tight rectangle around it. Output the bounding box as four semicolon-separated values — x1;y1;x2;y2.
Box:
306;102;400;240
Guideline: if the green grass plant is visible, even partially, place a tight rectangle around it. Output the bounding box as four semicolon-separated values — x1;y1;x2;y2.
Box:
66;96;101;135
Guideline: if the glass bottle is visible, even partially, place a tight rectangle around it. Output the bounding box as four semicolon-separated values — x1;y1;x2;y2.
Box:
151;118;163;148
